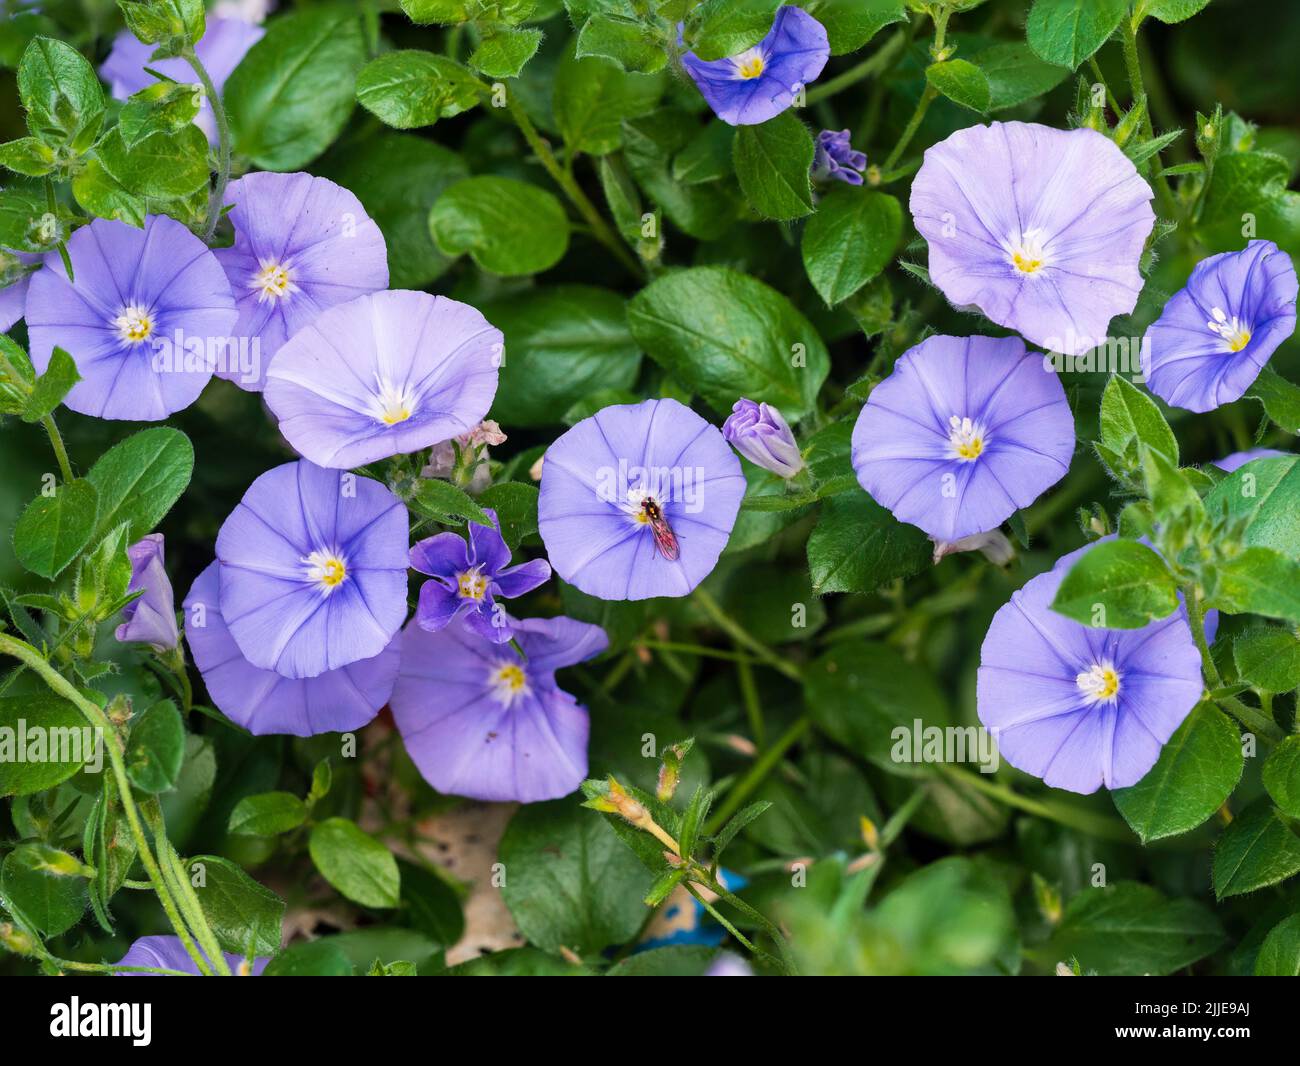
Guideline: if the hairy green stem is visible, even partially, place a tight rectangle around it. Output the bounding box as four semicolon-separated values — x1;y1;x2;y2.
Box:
41;414;74;483
503;93;646;281
1120;17;1176;218
939;764;1135;842
805;30;906;106
736;658;766;750
184;49;232;243
1185;588;1283;741
882;85;937;173
693;587;802;682
0;634;219;975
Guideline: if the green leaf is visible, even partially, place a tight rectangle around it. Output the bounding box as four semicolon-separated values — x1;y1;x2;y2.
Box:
1112;703;1244;842
397;859;464;948
0;136;55;176
191;854;285;956
20;346;79;423
1246;366;1300;435
0;694;88;797
732;111;814;221
263;938;354;976
1213;800;1300;899
805;641;950;770
1234;626;1300;694
969;42;1069;112
225;8;367;170
475;482;540;551
430;176;569;276
499;799;653;954
1198;151;1300;256
125;699;185;794
484;285;641;427
117;79;202;149
1209;547;1300;625
116;0;205;53
356;50;482;130
807;492;930;594
408;477;492;527
554;51;664;156
1026;0;1128;69
400;0;473;23
672;121;734;185
86;426;194;544
0;187;67;252
1255;913;1300;976
309;818;401;908
925;59;990;112
227;792;309;837
1050;538;1178;628
94;124;210;200
1143;0;1212;23
1;843;88;937
627;266;829;418
1099;373;1178;466
322;133;468;289
13;478;98;579
575;14;669;73
803;0;907;55
1262;736;1300;818
1204;455;1300;561
683;0;781;61
17;36;105;150
1046;882;1224;975
71;155;146;226
606;945;718;976
469;26;543;79
802;188;902;306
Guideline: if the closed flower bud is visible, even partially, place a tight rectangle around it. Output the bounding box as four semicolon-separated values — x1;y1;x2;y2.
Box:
722;398;804;478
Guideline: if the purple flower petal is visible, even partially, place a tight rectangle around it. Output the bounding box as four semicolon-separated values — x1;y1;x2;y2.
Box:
977;541;1203;794
25;216;236;421
213;172;389;390
115;534;179;651
415;576;464;632
410;531;470;576
185;562;398;736
1142;240;1298;413
722;397;803;477
263;290;500;468
910;122;1155;356
468;507;512;575
494;557;552;598
538;398;746;600
851;334;1074;541
681;6;829;126
214;460;408;679
390;615;608;803
1213;447;1287;473
0;251;38;332
100;17;264;145
115;934;268;976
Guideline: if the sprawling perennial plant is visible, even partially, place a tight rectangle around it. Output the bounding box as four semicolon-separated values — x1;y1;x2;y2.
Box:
1;0;1298;985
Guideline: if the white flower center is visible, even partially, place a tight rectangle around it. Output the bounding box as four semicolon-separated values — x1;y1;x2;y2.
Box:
624;486;664;524
456;568;487;601
250;259;298;303
1206;306;1252;352
1076;662;1121;703
947;415;988;462
113;304;154;345
303;549;347;593
373;379;416;426
733;48;765;79
1005;229;1050;276
487;661;529;705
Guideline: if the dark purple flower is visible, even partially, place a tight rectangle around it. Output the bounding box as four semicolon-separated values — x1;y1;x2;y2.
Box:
538;398;746;600
263;290;501;469
213;172;389;390
184;562;398;736
215;460;408;679
681;6;829;127
910;122;1155;356
391;614;608;803
977;541;1203;794
1214;447;1287;473
851;334;1075;542
24;216;236;420
411;508;550;645
1142;241;1298;413
114;534;179;651
722;397;803;477
812;129;867;185
101;16;264;144
115;935;268;976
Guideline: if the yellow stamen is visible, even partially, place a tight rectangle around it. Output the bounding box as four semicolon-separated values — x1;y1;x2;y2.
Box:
1076;663;1121;703
113;305;153;344
250;260;296;302
736;51;765;79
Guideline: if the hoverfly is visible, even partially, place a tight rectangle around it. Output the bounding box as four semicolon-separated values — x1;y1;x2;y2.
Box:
639;496;680;561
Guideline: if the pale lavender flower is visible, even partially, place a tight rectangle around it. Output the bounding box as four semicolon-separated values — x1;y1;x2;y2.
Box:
115;935;268;976
1214;447;1287;473
0;251;38;332
722;397;804;478
910;122;1155;356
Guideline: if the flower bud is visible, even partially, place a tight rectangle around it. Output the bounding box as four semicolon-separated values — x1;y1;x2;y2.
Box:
722;398;804;478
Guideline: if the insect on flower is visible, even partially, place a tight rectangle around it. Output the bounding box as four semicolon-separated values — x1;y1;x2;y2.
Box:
637;493;680;561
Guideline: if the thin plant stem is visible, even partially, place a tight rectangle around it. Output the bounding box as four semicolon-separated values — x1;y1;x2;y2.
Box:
882;85;937;173
1120;19;1177;218
0;634;220;976
42;414;74;482
706;716;809;834
693;587;802;682
805;30;905;106
1185;588;1282;742
736;657;766;750
939;764;1135;843
184;49;232;243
